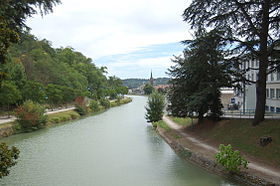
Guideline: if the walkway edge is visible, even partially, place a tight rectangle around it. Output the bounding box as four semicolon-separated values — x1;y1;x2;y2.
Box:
158;116;280;186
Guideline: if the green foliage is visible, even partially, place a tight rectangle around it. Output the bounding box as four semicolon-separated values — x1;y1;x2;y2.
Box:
215;144;248;173
45;84;63;106
21;80;46;103
106;76;128;99
183;0;280;124
145;91;165;123
0;0;60;64
152;120;171;131
100;98;110;109
47;110;80;124
0;81;21;109
122;78;169;89
74;96;88;116
89;100;100;112
15;100;47;131
0;143;20;178
168;30;232;119
143;83;154;95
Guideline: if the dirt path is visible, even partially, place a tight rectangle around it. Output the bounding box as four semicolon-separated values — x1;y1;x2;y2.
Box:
0;107;75;125
162;115;280;184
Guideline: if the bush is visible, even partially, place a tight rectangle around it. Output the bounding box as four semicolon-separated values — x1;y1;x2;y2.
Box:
15;100;47;131
89;100;100;112
74;96;88;116
215;144;249;173
100;98;110;109
145;91;165;123
0;143;20;178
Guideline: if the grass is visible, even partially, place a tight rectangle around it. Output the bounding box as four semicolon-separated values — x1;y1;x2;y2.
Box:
47;110;80;125
170;116;197;126
153;120;171;131
110;97;132;107
186;118;280;167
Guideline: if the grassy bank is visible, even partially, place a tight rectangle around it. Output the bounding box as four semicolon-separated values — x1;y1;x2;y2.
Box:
167;117;280;167
170;116;197;127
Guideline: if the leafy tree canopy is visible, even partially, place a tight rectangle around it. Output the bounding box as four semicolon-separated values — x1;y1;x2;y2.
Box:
183;0;280;124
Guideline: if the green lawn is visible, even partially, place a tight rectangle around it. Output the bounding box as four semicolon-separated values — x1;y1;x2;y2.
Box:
153;120;171;131
47;110;80;125
170;116;197;127
187;119;280;167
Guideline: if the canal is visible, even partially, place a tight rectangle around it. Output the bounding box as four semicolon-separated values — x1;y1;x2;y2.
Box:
0;96;242;186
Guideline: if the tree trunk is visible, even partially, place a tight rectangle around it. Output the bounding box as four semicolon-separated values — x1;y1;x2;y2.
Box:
253;0;270;126
253;63;267;126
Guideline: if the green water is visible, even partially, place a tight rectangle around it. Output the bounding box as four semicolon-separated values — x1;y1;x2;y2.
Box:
0;96;243;186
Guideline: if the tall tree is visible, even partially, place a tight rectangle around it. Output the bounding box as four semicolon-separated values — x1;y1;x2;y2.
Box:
0;0;61;64
183;0;280;125
168;30;232;120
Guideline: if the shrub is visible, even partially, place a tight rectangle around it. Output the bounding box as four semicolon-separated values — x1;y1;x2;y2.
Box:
145;91;165;123
215;144;249;173
0;143;20;178
15;100;47;131
89;100;100;112
100;98;110;109
74;96;88;116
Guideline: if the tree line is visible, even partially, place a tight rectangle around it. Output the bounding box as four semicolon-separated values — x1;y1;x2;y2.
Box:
0;33;128;111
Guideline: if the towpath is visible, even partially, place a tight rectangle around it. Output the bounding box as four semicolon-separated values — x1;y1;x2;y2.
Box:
0;107;75;125
162;115;280;185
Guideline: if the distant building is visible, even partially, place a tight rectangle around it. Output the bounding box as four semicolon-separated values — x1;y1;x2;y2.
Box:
234;59;280;113
149;70;154;86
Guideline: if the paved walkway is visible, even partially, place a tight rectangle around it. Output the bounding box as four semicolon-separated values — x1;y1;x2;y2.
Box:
162;115;280;184
0;107;75;125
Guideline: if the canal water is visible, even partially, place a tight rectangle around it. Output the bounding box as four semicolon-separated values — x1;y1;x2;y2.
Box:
0;96;243;186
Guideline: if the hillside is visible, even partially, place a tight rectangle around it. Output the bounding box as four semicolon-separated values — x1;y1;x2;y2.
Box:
122;77;169;88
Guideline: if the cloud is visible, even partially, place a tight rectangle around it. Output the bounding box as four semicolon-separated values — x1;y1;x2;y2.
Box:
26;0;192;77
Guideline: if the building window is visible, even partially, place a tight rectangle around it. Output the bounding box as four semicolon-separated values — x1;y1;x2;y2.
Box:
256;60;259;67
277;107;280;113
277;70;280;81
271;73;274;81
277;89;280;99
270;106;275;112
266;89;269;98
251;60;254;68
270;88;275;99
251;73;254;81
265;105;269;111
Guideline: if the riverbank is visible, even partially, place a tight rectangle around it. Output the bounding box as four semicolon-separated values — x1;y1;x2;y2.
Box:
0;97;132;139
155;116;280;186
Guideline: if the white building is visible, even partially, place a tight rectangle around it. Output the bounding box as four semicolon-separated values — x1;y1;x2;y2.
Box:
234;59;280;113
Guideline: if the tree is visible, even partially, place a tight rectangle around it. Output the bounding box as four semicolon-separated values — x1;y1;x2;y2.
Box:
145;91;165;123
0;143;20;178
183;0;280;125
45;84;63;106
143;83;154;95
21;81;46;104
0;0;61;64
0;81;21;111
168;30;232;120
15;100;47;131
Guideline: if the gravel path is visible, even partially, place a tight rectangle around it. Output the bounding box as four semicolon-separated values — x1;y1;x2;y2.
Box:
162;115;280;184
0;107;75;125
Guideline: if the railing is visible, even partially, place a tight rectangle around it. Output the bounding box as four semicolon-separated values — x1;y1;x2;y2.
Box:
222;109;280;119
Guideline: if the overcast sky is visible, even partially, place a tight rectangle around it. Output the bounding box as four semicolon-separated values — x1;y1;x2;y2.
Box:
27;0;192;79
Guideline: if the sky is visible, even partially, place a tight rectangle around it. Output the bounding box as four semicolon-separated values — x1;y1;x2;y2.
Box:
26;0;192;79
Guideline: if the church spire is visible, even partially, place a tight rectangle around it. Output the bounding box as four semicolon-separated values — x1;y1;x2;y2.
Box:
149;70;154;86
